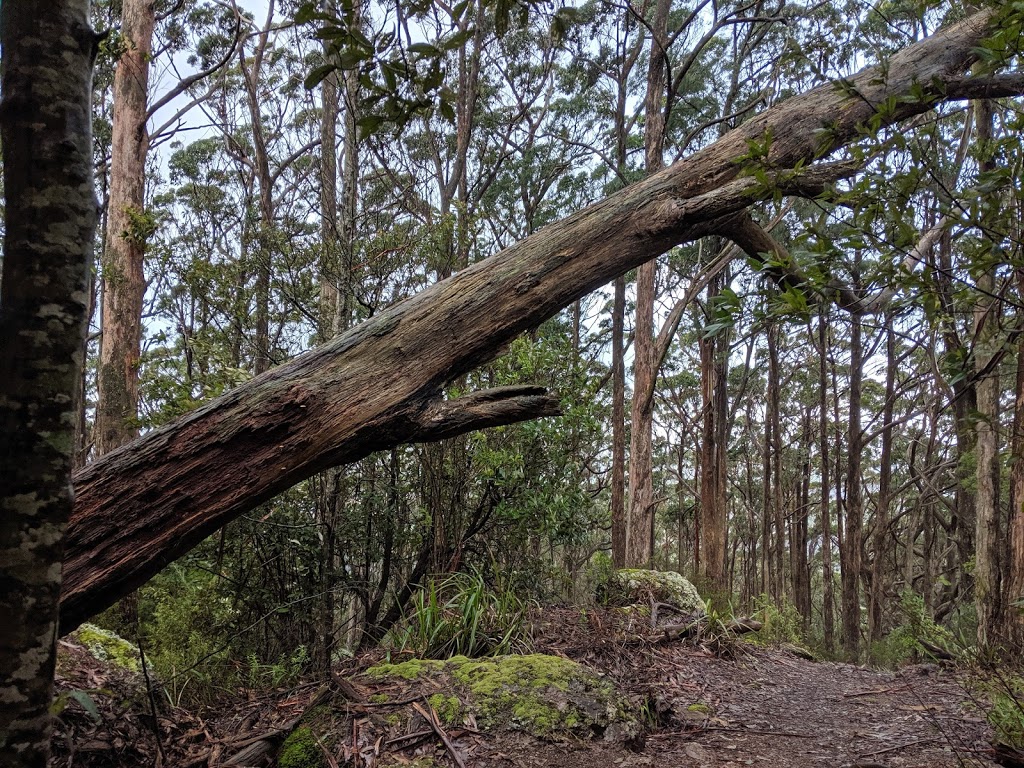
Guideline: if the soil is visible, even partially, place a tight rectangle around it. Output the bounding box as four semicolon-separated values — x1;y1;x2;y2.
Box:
50;607;1005;767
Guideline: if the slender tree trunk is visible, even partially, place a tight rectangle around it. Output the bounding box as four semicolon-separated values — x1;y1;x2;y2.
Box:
318;1;340;342
817;312;835;653
974;96;1002;648
0;3;96;762
869;321;896;645
767;320;784;603
241;2;277;375
700;270;729;593
1007;266;1024;648
608;5;642;568
626;0;670;567
95;0;155;453
792;407;812;626
611;276;627;568
842;309;864;659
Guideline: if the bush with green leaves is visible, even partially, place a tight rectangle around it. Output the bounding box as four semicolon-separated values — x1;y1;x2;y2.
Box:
871;590;958;667
988;676;1024;751
749;594;804;647
393;571;533;659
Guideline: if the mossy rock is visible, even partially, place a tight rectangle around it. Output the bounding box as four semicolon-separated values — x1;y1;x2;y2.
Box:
367;654;639;741
605;569;705;615
277;726;324;768
72;624;143;673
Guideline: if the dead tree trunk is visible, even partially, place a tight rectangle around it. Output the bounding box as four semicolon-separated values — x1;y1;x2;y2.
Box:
59;10;1018;632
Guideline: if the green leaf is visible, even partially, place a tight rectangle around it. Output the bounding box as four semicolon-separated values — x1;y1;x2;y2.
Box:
408;42;441;56
303;63;335;90
70;690;102;723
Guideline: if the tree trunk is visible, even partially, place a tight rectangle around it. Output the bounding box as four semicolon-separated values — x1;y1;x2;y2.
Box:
699;269;730;594
58;10;1014;631
241;1;277;375
95;0;155;454
611;275;628;568
1007;266;1024;648
842;309;864;660
974;96;1002;649
0;3;96;762
869;321;896;645
625;0;670;567
817;311;835;653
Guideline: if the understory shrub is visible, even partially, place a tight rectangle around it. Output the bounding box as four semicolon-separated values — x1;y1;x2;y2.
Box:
393;571;533;659
871;590;959;667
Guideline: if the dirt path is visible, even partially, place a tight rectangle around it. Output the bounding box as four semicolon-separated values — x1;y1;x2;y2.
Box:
474;646;997;768
655;648;996;767
51;616;1002;767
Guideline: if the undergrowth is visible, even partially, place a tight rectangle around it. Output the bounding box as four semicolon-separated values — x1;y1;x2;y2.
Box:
392;570;534;659
870;590;959;667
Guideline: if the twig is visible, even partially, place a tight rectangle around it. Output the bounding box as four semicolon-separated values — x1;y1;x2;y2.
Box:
413;699;467;768
136;635;167;763
385;729;435;747
843;683;912;698
700;726;811;737
856;736;941;758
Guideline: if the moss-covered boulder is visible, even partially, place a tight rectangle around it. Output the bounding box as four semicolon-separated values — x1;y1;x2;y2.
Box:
605;569;705;615
367;654;639;741
277;726;324;768
72;624;143;673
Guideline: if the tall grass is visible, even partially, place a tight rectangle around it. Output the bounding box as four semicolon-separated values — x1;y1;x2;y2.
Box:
394;571;533;659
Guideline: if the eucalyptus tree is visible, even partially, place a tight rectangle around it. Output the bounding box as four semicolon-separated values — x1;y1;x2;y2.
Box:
95;0;240;455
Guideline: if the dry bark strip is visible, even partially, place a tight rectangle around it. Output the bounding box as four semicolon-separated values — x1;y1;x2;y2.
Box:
59;9;1020;632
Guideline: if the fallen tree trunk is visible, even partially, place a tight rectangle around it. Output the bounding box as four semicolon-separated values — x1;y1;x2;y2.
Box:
61;9;1015;632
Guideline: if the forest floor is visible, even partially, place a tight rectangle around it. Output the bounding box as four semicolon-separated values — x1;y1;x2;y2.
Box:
51;606;1005;767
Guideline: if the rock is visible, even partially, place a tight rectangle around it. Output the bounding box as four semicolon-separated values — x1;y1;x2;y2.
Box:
72;623;143;673
366;653;640;741
605;569;705;615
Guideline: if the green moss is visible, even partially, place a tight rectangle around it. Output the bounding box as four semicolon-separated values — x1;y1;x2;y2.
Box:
369;693;390;704
687;702;711;714
384;713;402;726
368;653;638;740
74;624;142;672
366;658;445;680
277;726;324;768
427;693;463;724
608;569;705;614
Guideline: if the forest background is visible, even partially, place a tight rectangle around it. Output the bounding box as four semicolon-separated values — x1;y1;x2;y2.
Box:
5;0;1024;734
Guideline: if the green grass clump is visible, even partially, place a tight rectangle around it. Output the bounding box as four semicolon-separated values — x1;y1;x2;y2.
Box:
392;571;533;659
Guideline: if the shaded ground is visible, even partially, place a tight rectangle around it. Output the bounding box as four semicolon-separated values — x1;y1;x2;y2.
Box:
50;607;1002;767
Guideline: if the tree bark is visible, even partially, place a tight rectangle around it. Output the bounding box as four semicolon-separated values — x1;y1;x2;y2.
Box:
611;275;628;568
973;95;1002;649
95;0;155;454
1007;266;1024;648
869;321;896;645
59;10;1014;632
842;308;864;660
699;269;730;594
0;3;96;762
625;0;671;568
817;311;835;653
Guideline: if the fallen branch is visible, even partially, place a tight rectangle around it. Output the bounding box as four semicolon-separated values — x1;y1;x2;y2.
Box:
412;699;467;768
